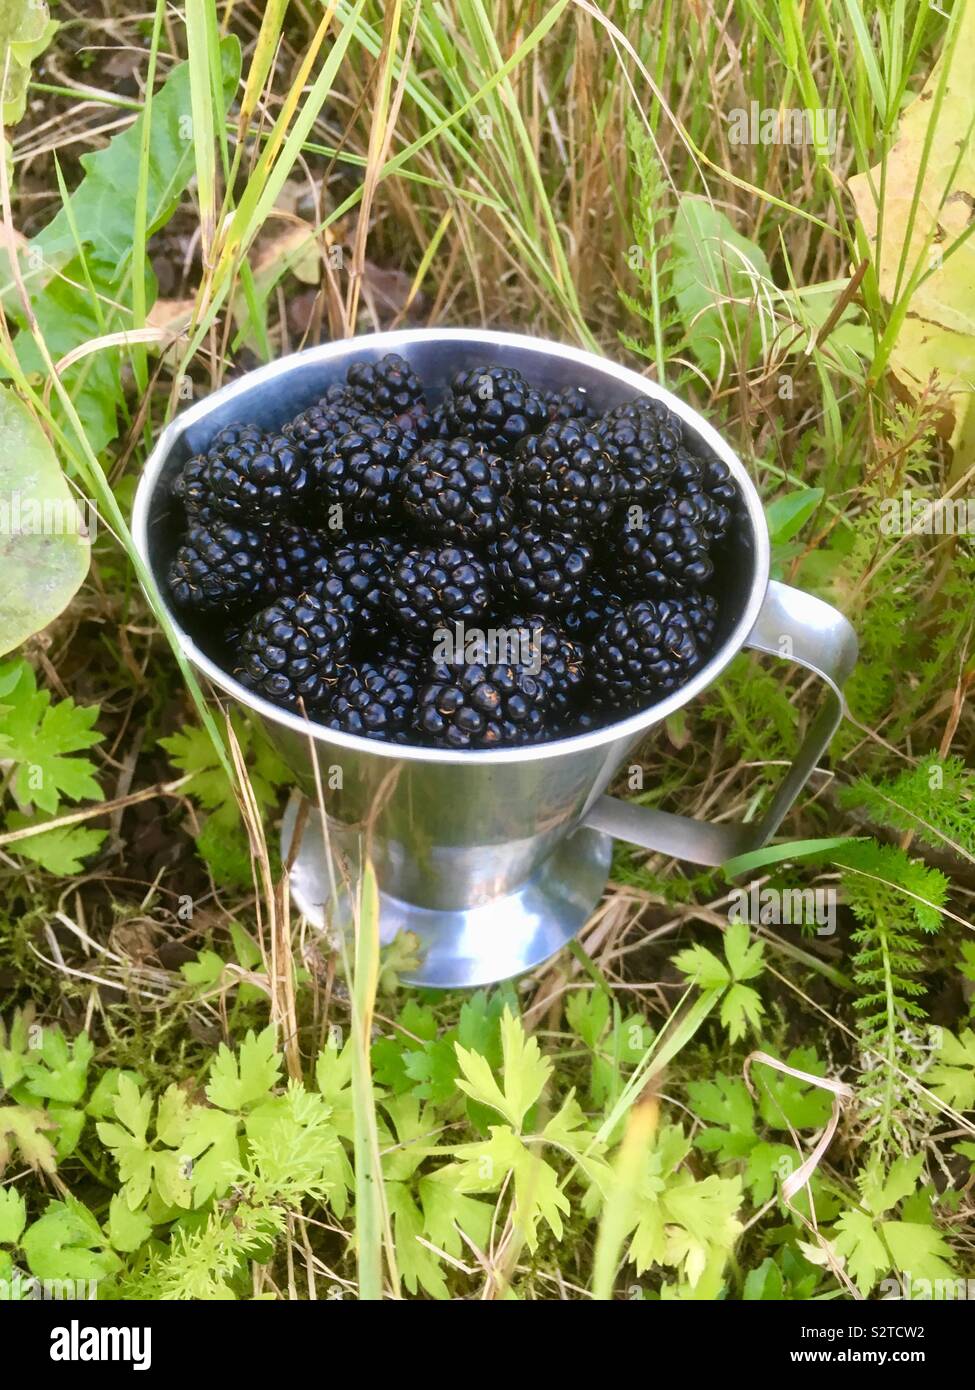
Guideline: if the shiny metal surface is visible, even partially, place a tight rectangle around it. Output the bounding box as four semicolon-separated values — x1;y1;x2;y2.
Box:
282;794;614;988
132;329;858;986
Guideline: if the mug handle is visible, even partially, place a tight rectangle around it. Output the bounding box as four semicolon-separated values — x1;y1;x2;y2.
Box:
582;580;859;867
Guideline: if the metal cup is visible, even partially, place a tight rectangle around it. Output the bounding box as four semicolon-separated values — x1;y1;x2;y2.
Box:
133;329;857;988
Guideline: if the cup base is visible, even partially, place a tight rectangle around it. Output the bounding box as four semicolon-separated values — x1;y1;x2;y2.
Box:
281;793;613;989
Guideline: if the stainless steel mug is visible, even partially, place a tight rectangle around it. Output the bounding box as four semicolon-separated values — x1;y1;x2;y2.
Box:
133;329;857;987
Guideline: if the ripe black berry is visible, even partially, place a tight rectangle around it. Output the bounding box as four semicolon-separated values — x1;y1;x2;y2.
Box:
235;593;351;712
326;658;419;742
444;365;547;451
198;429;309;525
387;544;492;637
506;612;586;719
590;596;717;709
597;397;684;504
562;573;624;640
544;385;597;422
265;526;331;598
488;524;594;613
168;521;267;612
610;499;715;593
314;538;399;643
415;660;548;748
399;437;512;543
515;420;619;534
173;424;264;519
346;353;425;417
316;415;415;523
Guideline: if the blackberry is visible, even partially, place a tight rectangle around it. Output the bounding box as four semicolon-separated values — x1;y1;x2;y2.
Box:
200;429;309;524
399;438;513;543
316;415;415;524
346;353;425;417
415;660;548;748
314;538;398;643
173;424;263;517
444;365;547;451
544;385;598;422
662;448;738;542
506;612;586;719
387;544;492;637
167;521;266;613
235;593;351;713
265;526;331;597
286;398;362;474
488;524;594;614
515;420;619;534
596;397;683;503
590;595;717;709
609;499;715;594
326;658;419;743
563;573;624;640
401;401;451;442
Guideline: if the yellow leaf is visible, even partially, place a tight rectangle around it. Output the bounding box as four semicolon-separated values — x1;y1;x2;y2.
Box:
848;12;975;475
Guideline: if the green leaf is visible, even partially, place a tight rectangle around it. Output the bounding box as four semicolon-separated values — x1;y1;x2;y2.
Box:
13;38;242;455
754;1048;833;1131
723;921;765;981
34;40;241;276
20;1197;119;1282
862;1155;925;1217
722;835;861;880
833;1207;889;1291
766;487;824;544
927;1029;975;1111
0;386;91;656
107;1194;152;1254
20;1028;93;1104
0;660;102;813
671;195;773;379
720;983;765;1042
0;1;57;126
454;1007;550;1130
206;1026;281;1112
5;815;106;873
671;942;729;990
443;1124;569;1251
0;1186;26;1244
181;1107;241;1205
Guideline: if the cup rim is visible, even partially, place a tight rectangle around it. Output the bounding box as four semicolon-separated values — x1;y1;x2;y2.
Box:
132;327;770;765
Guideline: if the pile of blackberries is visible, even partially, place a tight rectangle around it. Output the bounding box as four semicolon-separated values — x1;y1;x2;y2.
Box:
164;353;739;747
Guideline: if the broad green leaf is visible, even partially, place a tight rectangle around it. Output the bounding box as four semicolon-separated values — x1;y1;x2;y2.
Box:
12;39;242;455
20;1028;93;1104
862;1154;925;1217
0;1;57;126
0;390;90;656
833;1208;888;1290
766;488;824;545
671;195;774;379
20;1198;119;1282
720;983;764;1042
